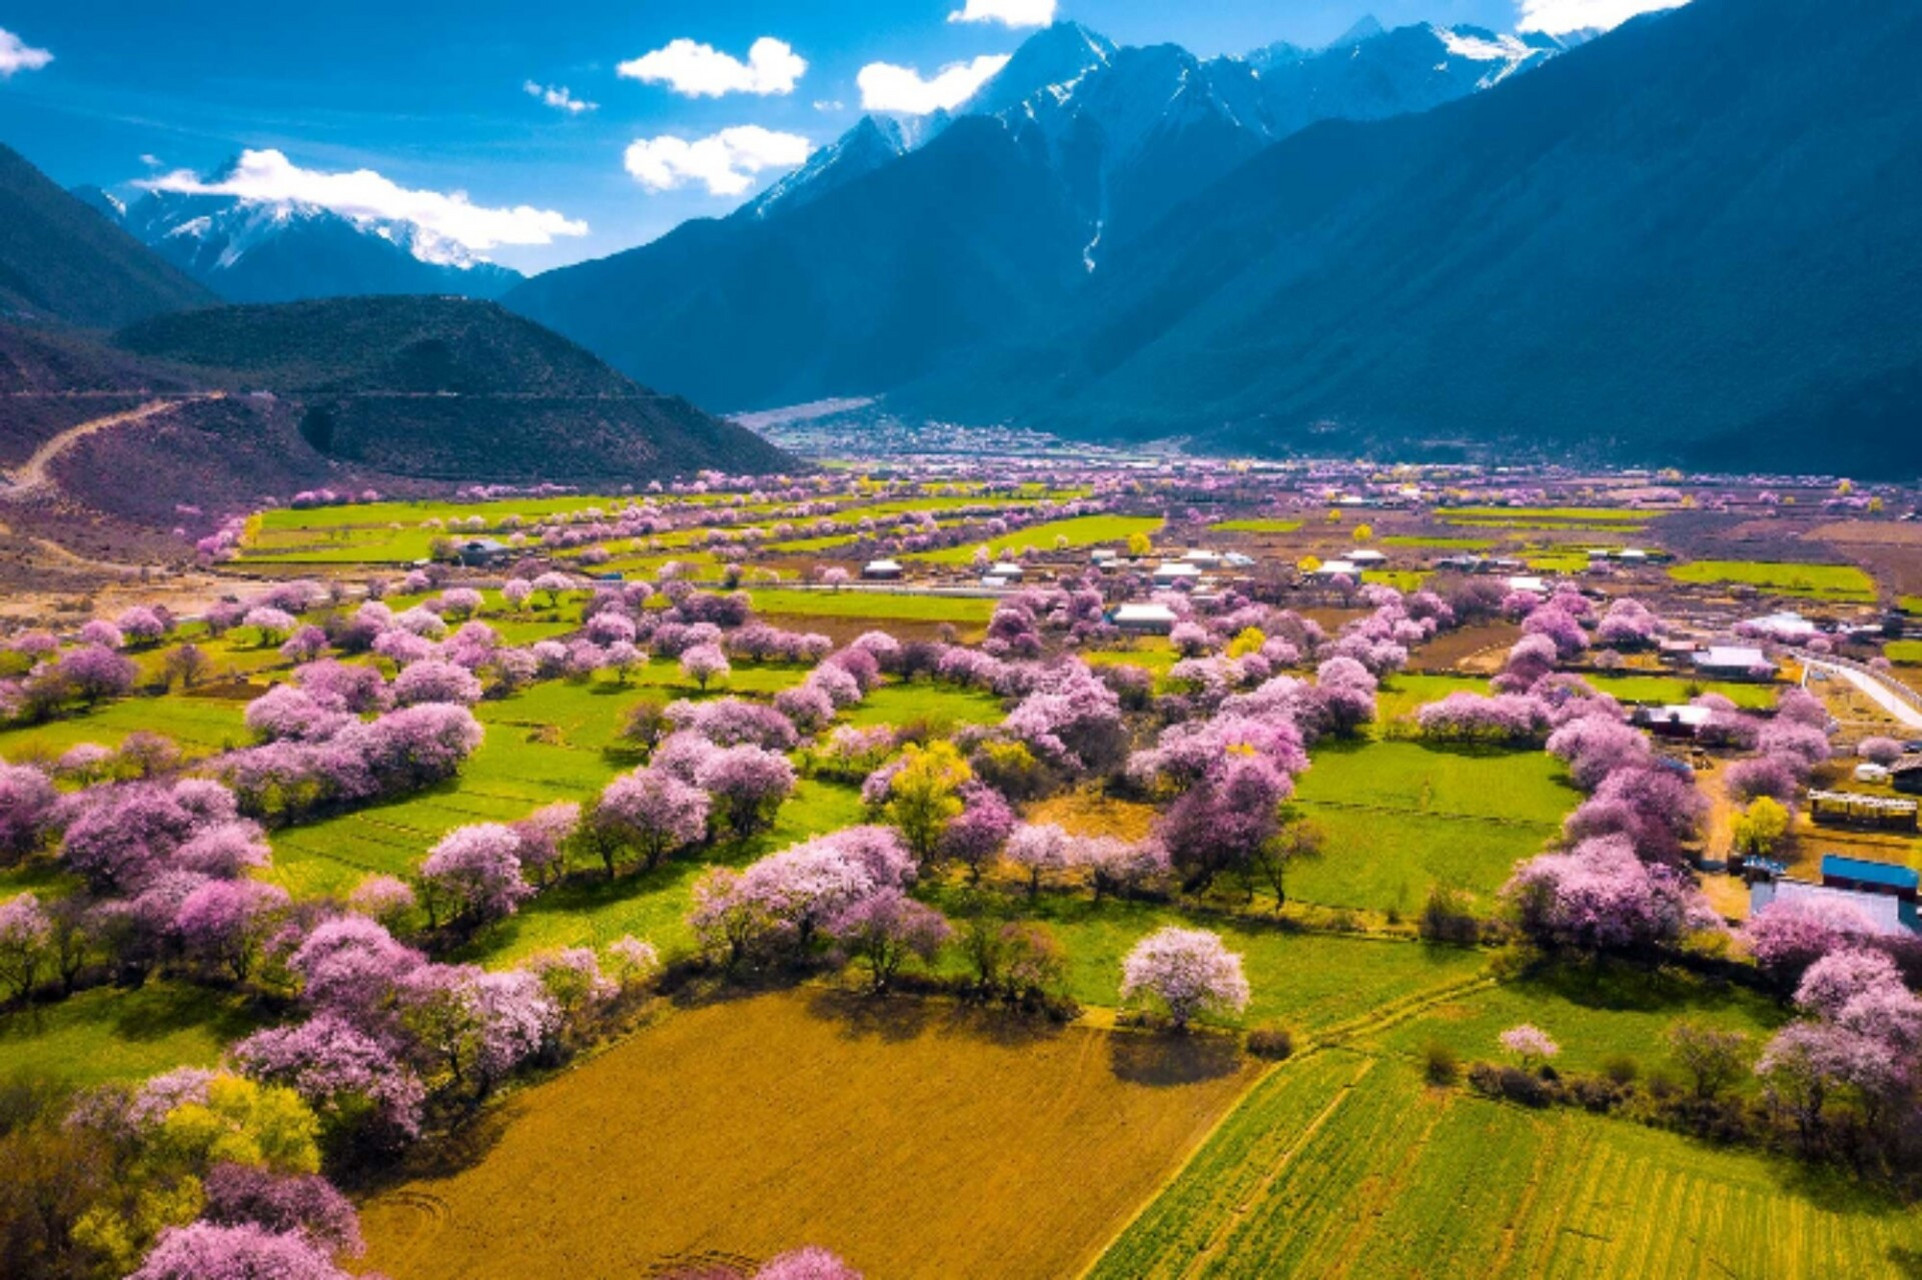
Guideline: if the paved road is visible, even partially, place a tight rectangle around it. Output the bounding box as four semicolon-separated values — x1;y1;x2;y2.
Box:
1803;656;1922;733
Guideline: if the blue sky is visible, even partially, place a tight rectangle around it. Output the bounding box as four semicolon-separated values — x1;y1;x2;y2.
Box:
0;0;1677;273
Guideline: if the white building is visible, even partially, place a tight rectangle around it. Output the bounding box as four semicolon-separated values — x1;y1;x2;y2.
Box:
1693;645;1772;678
1113;603;1179;635
1152;562;1204;588
861;559;903;581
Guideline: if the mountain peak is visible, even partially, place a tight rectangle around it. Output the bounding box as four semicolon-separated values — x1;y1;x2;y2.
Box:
1329;15;1385;49
965;20;1117;117
742;114;910;221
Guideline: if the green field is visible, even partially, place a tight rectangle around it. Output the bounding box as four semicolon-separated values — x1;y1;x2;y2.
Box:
0;690;252;762
1584;672;1778;709
1667;560;1876;602
841;683;1004;731
747;588;999;624
1363;570;1432;592
268;670;810;898
456;778;868;967
0;981;262;1088
1210;519;1304;534
1381;535;1497;550
1287;740;1577;913
921;888;1491;1032
1887;640;1922;665
1090;1041;1912;1280
906;515;1164;564
1439;507;1652;523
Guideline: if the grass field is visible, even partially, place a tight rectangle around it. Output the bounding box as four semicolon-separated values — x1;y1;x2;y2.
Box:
920;888;1492;1032
747;588;999;624
1438;507;1652;524
1210;519;1304;534
0;689;253;762
359;991;1256;1280
1286;740;1577;913
1585;672;1779;709
0;981;262;1088
1381;535;1497;550
1090;1042;1910;1280
268;671;810;899
905;515;1163;564
1668;560;1877;602
1363;570;1432;592
840;683;1004;731
1882;640;1922;665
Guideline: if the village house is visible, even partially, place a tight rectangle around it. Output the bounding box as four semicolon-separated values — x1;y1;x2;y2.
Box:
1112;602;1178;636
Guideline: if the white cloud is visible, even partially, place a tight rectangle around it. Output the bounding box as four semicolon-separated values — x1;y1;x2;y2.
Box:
813;99;845;113
140;148;588;251
0;27;53;77
139;154;163;169
617;37;805;98
1515;0;1688;35
623;126;812;197
948;0;1057;28
523;80;597;114
858;56;1010;115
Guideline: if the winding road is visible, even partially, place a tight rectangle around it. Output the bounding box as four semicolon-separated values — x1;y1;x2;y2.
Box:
1;394;219;499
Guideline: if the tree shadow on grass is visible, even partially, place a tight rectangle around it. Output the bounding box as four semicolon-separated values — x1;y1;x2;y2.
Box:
110;982;260;1045
1766;1150;1919;1219
1107;1031;1244;1087
1511;957;1783;1026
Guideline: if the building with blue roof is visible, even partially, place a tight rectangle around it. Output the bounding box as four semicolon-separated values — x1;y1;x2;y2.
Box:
1820;854;1920;902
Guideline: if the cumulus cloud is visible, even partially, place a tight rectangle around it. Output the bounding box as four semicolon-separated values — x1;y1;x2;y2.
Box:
523;81;597;114
618;37;806;98
623;126;812;197
1515;0;1688;35
858;56;1010;115
0;27;53;77
948;0;1057;28
140;148;588;251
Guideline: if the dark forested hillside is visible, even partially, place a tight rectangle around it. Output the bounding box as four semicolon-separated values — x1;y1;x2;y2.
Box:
506;118;1089;412
911;0;1922;472
112;296;793;481
0;145;215;329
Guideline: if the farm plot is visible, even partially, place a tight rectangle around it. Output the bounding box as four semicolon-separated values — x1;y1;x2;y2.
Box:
919;888;1493;1033
746;588;999;625
0;689;252;761
267;672;809;899
1091;1047;1921;1280
905;515;1163;564
358;991;1256;1280
1210;519;1304;534
1667;559;1876;602
1584;672;1779;709
1285;740;1576;913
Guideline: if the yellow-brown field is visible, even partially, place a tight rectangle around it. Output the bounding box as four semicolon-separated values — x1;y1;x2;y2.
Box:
360;990;1256;1279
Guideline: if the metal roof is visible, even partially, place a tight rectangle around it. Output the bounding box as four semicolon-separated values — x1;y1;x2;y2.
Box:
1821;854;1921;890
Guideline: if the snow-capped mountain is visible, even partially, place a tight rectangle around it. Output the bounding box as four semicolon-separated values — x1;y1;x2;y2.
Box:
754;18;1578;272
502;15;1583;409
743;115;912;222
98;166;521;305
